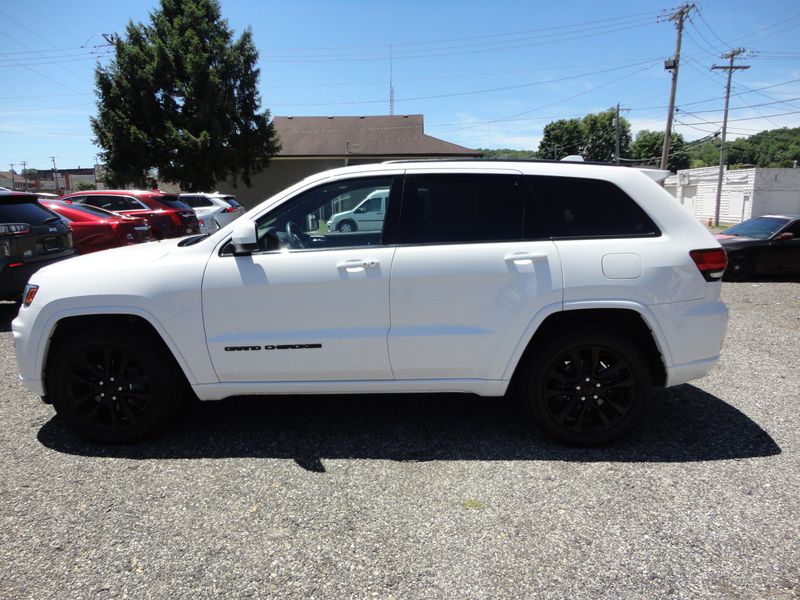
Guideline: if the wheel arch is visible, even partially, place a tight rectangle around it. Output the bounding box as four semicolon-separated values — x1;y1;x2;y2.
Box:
507;306;668;389
41;311;197;396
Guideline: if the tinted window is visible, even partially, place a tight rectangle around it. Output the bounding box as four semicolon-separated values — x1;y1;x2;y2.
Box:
181;196;214;208
0;201;61;225
402;174;523;244
82;195;141;212
221;196;242;208
527;176;660;238
784;219;800;236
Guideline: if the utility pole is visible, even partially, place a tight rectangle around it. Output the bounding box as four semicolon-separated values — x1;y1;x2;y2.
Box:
661;4;694;170
9;164;15;189
613;103;630;165
21;160;28;192
50;156;59;194
712;48;750;226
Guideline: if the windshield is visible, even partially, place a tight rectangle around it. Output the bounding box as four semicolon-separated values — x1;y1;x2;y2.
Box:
49;202;117;219
722;216;788;239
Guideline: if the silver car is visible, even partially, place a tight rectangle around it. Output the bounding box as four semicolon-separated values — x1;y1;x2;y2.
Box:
179;193;245;233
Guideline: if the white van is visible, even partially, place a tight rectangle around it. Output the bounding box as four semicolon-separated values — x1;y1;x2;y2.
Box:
327;188;389;232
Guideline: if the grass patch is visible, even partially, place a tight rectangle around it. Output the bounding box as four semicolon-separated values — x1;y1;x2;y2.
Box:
461;499;487;510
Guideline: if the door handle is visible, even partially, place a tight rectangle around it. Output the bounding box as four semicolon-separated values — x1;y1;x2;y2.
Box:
504;252;548;264
336;259;380;272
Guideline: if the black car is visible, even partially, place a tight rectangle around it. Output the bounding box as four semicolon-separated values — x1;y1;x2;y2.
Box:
0;192;74;300
716;214;800;281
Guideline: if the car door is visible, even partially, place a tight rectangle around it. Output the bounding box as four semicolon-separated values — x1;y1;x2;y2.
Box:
762;219;800;273
353;192;386;231
387;171;563;381
202;173;402;382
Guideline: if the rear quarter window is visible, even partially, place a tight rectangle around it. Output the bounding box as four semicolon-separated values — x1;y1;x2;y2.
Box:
526;175;660;238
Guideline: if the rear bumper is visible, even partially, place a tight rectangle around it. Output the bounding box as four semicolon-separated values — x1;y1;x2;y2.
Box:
651;298;729;386
0;255;72;300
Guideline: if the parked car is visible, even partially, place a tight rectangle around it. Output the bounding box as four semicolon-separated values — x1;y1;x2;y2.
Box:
716;214;800;281
0;191;73;300
40;200;154;255
327;188;389;232
58;190;199;239
178;193;245;234
14;161;728;445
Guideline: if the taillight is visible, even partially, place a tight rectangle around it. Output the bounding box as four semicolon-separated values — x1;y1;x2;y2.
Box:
0;223;31;235
690;248;727;281
168;212;183;227
223;206;236;213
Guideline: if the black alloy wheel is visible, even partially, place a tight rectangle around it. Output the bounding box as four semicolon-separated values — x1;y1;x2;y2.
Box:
521;329;651;445
47;328;181;443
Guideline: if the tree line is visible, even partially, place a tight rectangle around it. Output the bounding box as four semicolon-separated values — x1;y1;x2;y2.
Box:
481;112;800;172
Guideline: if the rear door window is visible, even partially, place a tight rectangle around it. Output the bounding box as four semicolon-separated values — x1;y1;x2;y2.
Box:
399;174;524;244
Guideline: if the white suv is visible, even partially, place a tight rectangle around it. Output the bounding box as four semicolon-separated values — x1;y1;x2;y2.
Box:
13;160;729;444
178;192;245;233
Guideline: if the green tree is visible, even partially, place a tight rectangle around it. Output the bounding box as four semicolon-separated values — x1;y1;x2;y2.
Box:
536;118;582;160
630;130;690;172
534;109;630;162
73;181;97;191
478;148;538;159
91;0;279;191
581;109;631;163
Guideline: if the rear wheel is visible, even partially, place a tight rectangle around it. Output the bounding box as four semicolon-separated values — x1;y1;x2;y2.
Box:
519;328;651;445
46;327;182;443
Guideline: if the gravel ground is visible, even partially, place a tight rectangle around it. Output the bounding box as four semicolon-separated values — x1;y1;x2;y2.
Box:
1;281;798;599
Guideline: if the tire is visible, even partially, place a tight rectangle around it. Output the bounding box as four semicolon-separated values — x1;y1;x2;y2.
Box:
723;253;753;282
337;220;357;233
45;326;182;443
519;328;652;445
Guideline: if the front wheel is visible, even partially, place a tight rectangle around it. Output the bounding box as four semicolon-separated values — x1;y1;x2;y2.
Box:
337;220;357;233
519;328;652;445
46;327;182;443
723;253;753;282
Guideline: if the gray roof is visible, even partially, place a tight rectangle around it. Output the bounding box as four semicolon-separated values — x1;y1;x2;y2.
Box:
272;115;480;157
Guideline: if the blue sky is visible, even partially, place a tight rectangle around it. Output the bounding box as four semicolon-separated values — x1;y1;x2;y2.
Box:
1;0;798;171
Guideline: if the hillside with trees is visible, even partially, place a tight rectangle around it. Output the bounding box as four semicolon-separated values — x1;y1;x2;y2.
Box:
687;127;800;169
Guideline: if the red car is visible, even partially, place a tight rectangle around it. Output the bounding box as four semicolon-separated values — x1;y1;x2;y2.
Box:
58;190;199;239
41;200;154;254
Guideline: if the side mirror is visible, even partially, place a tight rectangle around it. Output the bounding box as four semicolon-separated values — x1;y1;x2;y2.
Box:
776;232;795;241
231;220;258;255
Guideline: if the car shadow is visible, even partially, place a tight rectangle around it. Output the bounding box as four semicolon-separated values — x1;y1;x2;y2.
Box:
37;384;780;471
0;301;19;332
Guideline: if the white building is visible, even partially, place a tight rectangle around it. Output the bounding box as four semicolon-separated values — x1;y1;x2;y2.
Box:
664;166;800;224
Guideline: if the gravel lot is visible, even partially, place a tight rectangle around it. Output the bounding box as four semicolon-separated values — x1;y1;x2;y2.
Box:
1;280;798;599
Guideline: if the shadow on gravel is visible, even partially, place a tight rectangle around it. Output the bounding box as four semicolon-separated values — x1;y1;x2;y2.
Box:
37;384;780;471
0;302;19;332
